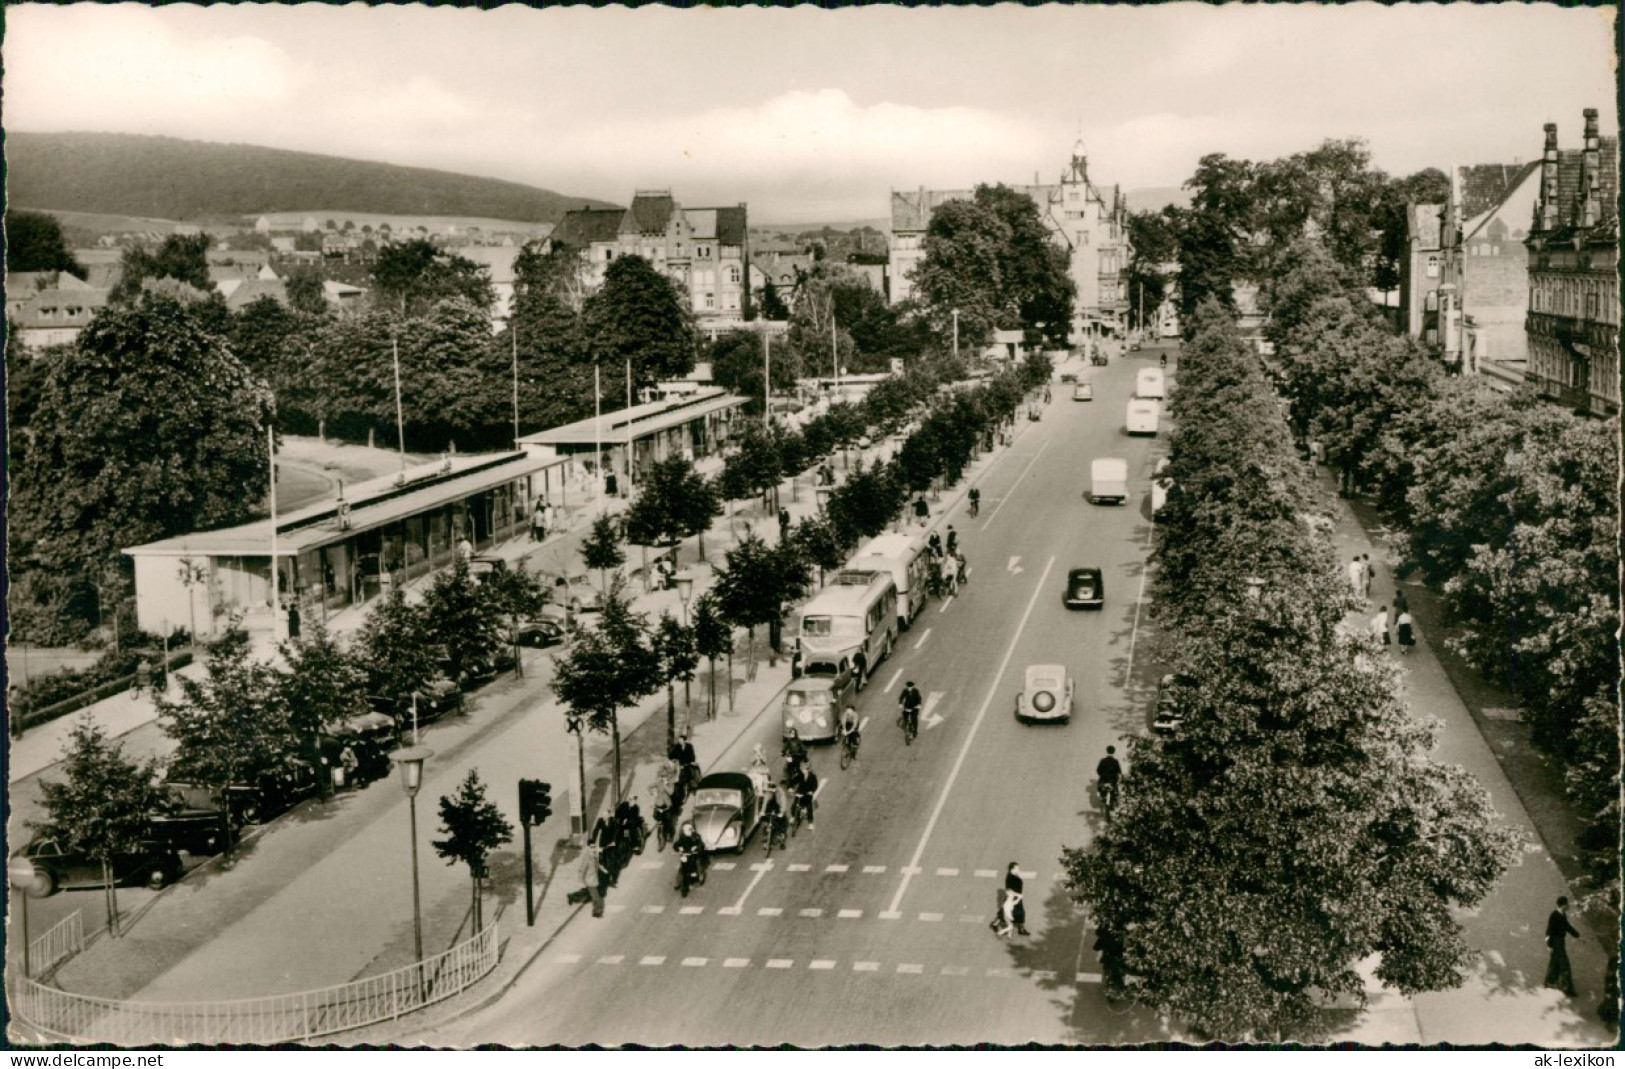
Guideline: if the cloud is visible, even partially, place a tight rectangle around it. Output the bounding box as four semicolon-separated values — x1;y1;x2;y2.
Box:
7;5;299;133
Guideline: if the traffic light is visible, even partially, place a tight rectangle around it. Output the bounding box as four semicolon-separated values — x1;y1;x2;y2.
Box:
519;779;552;826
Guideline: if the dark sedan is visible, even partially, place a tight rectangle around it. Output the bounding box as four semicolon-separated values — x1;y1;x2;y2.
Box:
17;835;182;897
1063;567;1105;610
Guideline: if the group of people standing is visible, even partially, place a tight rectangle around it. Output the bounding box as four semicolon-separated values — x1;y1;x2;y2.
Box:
927;526;967;597
1352;553;1416;654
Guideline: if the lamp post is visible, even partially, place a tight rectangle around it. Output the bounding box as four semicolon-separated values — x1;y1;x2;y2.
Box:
390;744;433;993
675;571;694;627
9;856;40;978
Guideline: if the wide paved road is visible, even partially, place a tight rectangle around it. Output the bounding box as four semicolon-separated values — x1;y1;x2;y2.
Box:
432;349;1177;1047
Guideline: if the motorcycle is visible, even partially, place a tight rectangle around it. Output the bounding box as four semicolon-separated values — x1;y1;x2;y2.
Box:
675;848;705;897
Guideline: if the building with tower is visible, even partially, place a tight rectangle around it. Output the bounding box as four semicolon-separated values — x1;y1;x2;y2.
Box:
887;140;1132;340
1523;108;1618;416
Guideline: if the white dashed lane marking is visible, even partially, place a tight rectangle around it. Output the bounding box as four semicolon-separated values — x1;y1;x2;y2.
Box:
799;908;823;918
724;958;750;968
854;962;879;972
682;957;708;967
936;868;959;877
825;864;849;873
863;865;886;874
758;907;783;917
679;906;703;915
640;956;665;966
810;960;836;970
897;964;923;974
838;909;862;919
559;951;1074;983
766;959;793;969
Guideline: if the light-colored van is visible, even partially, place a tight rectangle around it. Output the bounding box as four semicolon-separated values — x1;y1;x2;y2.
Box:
1126;398;1160;436
1136;368;1166;400
845;531;932;628
798;573;898;686
1090;458;1129;505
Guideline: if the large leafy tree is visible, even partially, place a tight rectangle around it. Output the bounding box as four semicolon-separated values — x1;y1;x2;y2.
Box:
1124;208;1178;332
32;719;166;936
826;458;900;548
354;587;438;705
370;238;494;318
713;530;807;670
9;293;274;636
974;183;1075;345
581;254;697;391
277;618;369;767
910;197;1009;348
109;233;212;304
432;769;513;933
504;243;597;434
689;590;733;720
418;556;506;690
580;513;626;598
709;330;798;416
718;419;785;510
6;209;85;277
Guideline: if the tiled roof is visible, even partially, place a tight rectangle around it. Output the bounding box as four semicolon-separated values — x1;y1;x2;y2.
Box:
714;206;748;247
1538;137;1620;240
686;209;718;241
12;286;110;329
550;208;626;248
890;189;973;233
1458;162;1534;220
623;194;676;236
223;278;289;312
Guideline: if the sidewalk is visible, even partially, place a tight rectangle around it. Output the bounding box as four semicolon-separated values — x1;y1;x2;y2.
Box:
30;421;1016;1025
1315;466;1616;1047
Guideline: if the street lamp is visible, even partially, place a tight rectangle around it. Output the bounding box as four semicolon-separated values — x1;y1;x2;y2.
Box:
8;856;42;978
390;744;433;989
675;571;695;626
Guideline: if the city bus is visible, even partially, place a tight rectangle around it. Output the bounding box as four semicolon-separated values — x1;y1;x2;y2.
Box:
844;531;932;628
1126;398;1161;436
797;573;898;688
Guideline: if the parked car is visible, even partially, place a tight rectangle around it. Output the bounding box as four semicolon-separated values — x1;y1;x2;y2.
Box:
549;572;604;616
323;709;400;785
783;657;858;744
515;614;569;648
367;673;463;727
17;835;182;896
1015;664;1074;724
467;555;508;583
1063;567;1105;610
147;790;228;857
689;772;766;853
1153;673;1188;737
163;761;322;828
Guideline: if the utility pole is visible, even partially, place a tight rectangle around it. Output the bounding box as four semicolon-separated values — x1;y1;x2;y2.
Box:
763;331;772;424
392;337;407;481
511;325;520;449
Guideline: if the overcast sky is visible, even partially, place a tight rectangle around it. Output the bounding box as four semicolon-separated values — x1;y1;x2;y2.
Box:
6;3;1618;224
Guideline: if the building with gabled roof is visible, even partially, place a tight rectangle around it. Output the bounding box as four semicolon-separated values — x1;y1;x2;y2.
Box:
888;140;1131;340
1524;108;1619;416
9;285;111;349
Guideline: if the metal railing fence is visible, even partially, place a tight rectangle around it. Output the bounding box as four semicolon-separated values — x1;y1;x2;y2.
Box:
11;923;498;1045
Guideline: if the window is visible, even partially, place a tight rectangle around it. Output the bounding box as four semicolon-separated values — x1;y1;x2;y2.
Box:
704;294;715;309
698;246;712;259
1426;256;1439;278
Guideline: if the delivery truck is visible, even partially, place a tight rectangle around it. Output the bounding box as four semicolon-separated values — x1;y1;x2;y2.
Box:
1090;458;1129;505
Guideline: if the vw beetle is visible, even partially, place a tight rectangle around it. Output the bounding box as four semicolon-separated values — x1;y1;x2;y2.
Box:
689;771;766;853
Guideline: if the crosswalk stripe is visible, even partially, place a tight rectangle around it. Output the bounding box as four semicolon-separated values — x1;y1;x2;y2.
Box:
749;862;772;873
879;911;902;920
607;904;626;914
863;865;887;874
679;906;703;915
919;912;943;922
825;864;849;873
897;964;923;974
799;908;823;918
936;867;959;877
854;962;879;972
838;909;863;919
639;956;665;966
640;905;665;914
810;960;836;970
974;869;998;878
717;906;741;916
723;958;750;968
788;864;811;872
712;862;737;871
941;965;969;976
558;953;583;965
597;955;624;965
958;915;983;924
766;959;794;969
758;907;783;917
682;957;708;967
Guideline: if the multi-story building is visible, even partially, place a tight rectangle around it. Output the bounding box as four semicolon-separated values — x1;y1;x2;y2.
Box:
887;140;1132;340
1524;109;1619;417
1398;203;1445;343
549;192;750;334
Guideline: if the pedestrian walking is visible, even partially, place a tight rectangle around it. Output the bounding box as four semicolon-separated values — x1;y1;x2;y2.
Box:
1347;555;1365;601
1395;610;1416;654
955;551;968;589
1362;554;1376;599
532;499;548;542
1545;895;1582;996
1005;862;1030;935
914;496;929;526
457;535;474;563
778;507;791;542
287;602;301;639
1393;588;1409;616
790;639;804;680
572;844;606;917
133;658;151;698
1370;605;1390;647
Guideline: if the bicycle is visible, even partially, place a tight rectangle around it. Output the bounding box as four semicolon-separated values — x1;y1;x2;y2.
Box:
898;709;919;745
788;795;806;837
1099;779;1119;822
763;811;788;856
839;729;860;770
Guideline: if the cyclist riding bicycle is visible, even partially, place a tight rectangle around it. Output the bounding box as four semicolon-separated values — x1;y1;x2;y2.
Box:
793;766;819;831
839;705;861;749
946;525;958;556
899;681;923;739
763;788;788;847
968;486;981;517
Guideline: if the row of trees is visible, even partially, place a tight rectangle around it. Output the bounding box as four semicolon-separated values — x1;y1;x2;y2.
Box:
1064;299;1519;1041
1262;237;1621;896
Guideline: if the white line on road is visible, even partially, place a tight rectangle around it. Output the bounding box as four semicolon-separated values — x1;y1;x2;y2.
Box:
913;628;932;650
825;863;848;873
863;865;887;874
883;669;902;694
919;913;943;922
1007;557;1022;574
937;595;955;613
679;906;703;915
640;905;665;914
854;961;879;972
766;959;793;969
799;908;823;918
682;957;708;967
810;960;836;970
639;956;666;966
1124;512;1158;686
758;907;783;917
921;691;946;730
897;963;923;974
983;437;1052;529
729;857;773;914
788;863;811;872
885;556;1057;918
936;867;959;876
838;909;863;918
724;958;750;968
974;869;998;878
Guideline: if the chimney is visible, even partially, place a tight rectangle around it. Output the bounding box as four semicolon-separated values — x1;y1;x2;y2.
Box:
1539;122;1561;231
1581;108;1601;227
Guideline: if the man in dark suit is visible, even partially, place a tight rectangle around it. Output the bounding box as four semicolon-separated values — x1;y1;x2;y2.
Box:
1005;862;1029;936
1545;895;1582;996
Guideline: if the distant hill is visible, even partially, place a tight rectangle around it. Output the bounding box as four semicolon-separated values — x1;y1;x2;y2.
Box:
6;131;618;225
1124;187;1190;214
